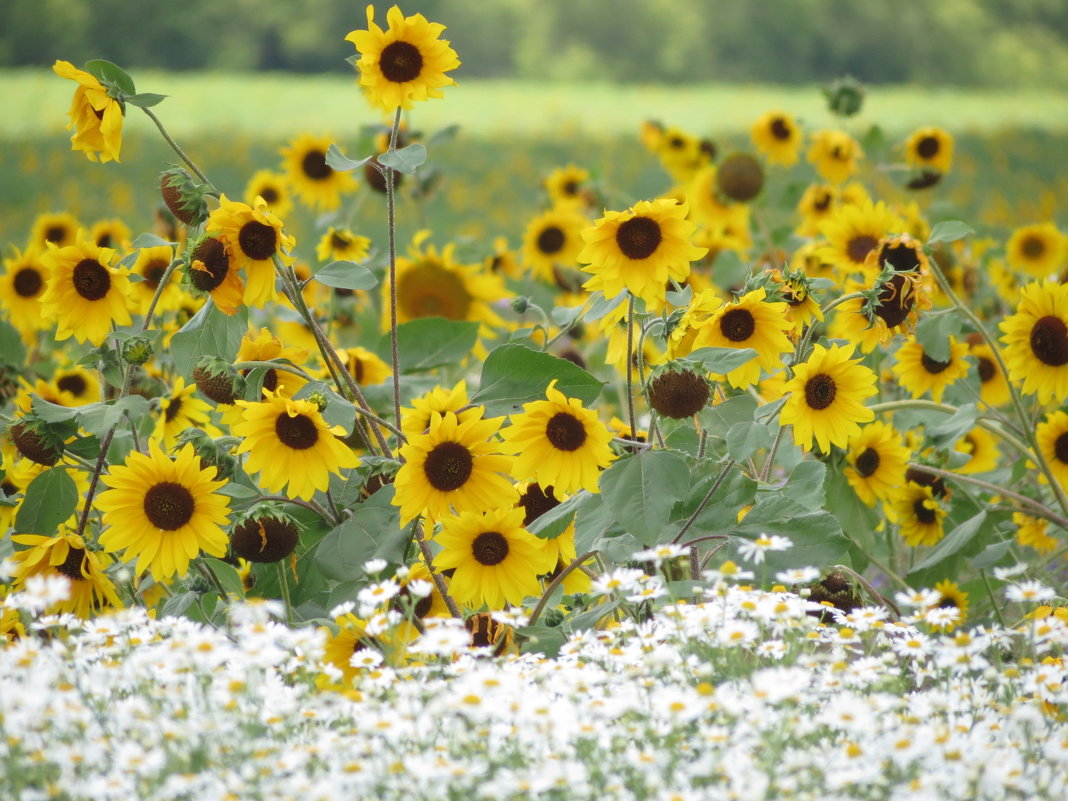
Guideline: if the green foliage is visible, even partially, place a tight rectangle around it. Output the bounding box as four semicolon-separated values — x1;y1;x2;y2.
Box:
170;302;249;377
14;468;79;536
378;318;479;373
599;449;691;545
472;343;603;416
313;260;378;290
314;488;406;583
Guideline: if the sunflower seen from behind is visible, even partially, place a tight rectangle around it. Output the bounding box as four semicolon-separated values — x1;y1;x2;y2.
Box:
891;335;970;403
233;390;359;501
750;110;803;167
53;60;124;163
346;4;460;112
843;420;910;508
206;195;295;308
1000;280;1068;405
281;133;359;212
434;506;554;611
97;441;231;581
780;343;877;453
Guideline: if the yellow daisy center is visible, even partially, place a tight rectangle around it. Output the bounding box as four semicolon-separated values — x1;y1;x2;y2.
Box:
719;308;756;342
536;226;566;255
854;447;880;478
615;217;662;260
45;225;68;244
13;267;44;297
423;441;473;491
259;185;280;204
804;373;837;410
275;413;320;450
1030;316;1068;367
380;41;424;83
143;482;196;530
545;412;587;451
770;117;791;140
238;221;278;261
471;531;509;566
73;259;111;301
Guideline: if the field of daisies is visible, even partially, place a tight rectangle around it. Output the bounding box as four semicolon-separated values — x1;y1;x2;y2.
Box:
3;4;1068;799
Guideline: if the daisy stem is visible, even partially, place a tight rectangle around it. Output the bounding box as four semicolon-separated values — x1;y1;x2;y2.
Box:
527;551;599;627
625;294;638;445
139;106;212;187
196;560;231;605
980;569;1008;629
413;520;462;619
673;458;735;544
868;399;1034;458
386;107;403;433
141;258;182;332
275;561;294;626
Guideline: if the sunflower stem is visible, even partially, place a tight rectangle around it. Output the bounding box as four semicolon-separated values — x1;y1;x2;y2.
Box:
196;560;231;605
275;561;295;626
759;424;785;483
868;399;1034;458
980;568;1008;629
232;360;317;382
673;458;735;544
386;107;404;434
413;520;462;619
527;550;599;627
139;106;212;187
625;294;638;446
140;258;182;332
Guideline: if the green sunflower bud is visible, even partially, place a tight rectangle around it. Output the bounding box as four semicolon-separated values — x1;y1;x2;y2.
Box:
823;76;865;118
121;334;154;366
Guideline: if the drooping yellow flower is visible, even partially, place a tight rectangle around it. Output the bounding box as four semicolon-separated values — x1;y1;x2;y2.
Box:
53;60;124;163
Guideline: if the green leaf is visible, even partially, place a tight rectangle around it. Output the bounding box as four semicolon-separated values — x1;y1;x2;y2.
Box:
131;232;177;249
782;461;826;511
970;539;1014;570
83;59;136;95
910;511;988;574
517;624;567;658
170;301;249;377
0;319;26;367
314;489;405;582
914;312;963;363
378;317;479;373
378;143;427;174
600;450;691;546
313;260;378;290
428;124;460;148
823;464;879;567
325;143;371;172
295;382;355;435
735;495;851;573
754;395;788;423
14;469;79;536
78;395;151;437
684;347;758;375
528;491;594;540
705;394;757;433
472;343;604;416
125;92;167;108
926;403;977;447
927;221;975;244
201;557;245;599
726;421;773;462
584;291;627;321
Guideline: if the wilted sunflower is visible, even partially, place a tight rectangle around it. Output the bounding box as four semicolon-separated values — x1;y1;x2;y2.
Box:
9;530;122;619
129;244;180;315
1000;280;1068;404
929;579;968;632
39;233;133;346
499;380;615;495
806;129;863;184
97;440;231;581
244;169;294;218
578;198;706;306
954;427;999;475
53;60;124;163
864;233;930;278
780;343;877;453
0;247;51;342
891;335;970;403
691;288;793;389
903;127;954;174
205;195;295;308
1036;410;1068;490
544;164;590;207
188;236;244;316
233;390;359;501
843;420;910;507
522;207;587;282
434;506;554;611
750;110;803;167
892;483;947;547
819;200;906;278
316;227;371;263
394;410;517;525
346;4;460;111
281;133;359;212
1006;223;1066;278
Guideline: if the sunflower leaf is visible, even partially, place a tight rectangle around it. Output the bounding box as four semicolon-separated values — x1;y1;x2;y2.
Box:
83;59;136;96
600;449;691;546
130;233;176;249
125;92;167;109
0;320;26;367
726;421;773;462
378;144;427;174
472;343;603;415
684;347;758;375
170;301;249;377
313;260;378;290
909;511;988;574
314;488;405;582
733;495;851;574
381;318;480;373
14;468;79;537
528;491;595;540
200;557;245;599
927;221;974;244
325;144;372;173
914;311;962;363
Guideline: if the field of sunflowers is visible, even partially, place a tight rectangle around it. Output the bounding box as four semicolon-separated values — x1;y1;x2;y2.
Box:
3;4;1068;800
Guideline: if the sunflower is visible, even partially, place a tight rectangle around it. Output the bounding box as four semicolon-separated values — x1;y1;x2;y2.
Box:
499;380;615;495
516;483;591;594
97;441;231;581
39;233;133;346
1036;410;1068;490
843;420;910;507
233;390;359;501
434;506;554;611
653;125;711;184
392;561;451;641
394;410;517;525
750;111;803;167
892;483;947;548
29;212;80;250
130;244;181;315
50;364;100;406
1006;223;1067;278
0;246;51;342
187;236;245;316
684;166;734;228
244;169;294;219
954;426;999;475
578;198;706;307
830;269;932;354
281;133;359;212
689;288;794;388
891;335;970;403
156;377;220;446
770;270;824;337
929;579;968;632
400;380;478;437
1000;280;1068;404
780;343;877;453
522;207;587;282
903;127;954;175
544;164;590;208
819;200;906;278
966;340;1012;408
864;233;930;279
9;530;122;619
53;60;124;163
339;346;391;386
806;130;863;184
346;4;460;112
321;613;375;683
1014;511;1058;554
796;184;839;237
205;195;295;308
316;228;371;263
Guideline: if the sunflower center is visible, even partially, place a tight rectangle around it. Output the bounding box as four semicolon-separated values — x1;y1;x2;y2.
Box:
423;441;473;491
804;373;837;410
873;274;916;329
880;242;921;272
916;136;940;159
471;531;509;566
536;226;566;255
1055;433;1068;465
331;232;350;250
13;267;43;298
380;40;424;83
920;353;951;374
847;235;879;265
977;356;995;383
164;396;183;423
936;595;959;610
397;262;472;321
813;191;833;212
545;412;587;452
615;217;662;260
913;498;937;525
719;308;756;342
190;238;230;292
45;225;67;244
350;357;364;384
519;483;561;526
301;149;332;181
854;447;880;478
142;259;169;289
1021;235;1046;259
239;221;278;261
72;259;111;301
562;180;579;196
143;482;195;531
770;117;791;140
1;481;16;496
905;467;947;497
260;186;279;204
275;413;320;450
1029;315;1068;367
55;546;88;581
96;232;113;248
57;374;88;397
